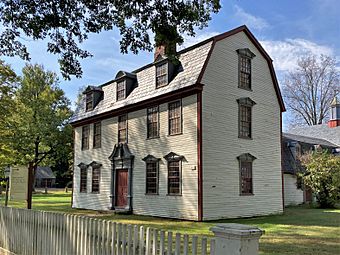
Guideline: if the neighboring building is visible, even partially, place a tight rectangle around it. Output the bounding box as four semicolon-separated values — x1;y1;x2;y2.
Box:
289;95;340;147
70;25;286;221
282;133;338;206
35;166;56;188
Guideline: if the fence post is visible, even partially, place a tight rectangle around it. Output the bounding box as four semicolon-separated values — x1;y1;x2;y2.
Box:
210;224;264;255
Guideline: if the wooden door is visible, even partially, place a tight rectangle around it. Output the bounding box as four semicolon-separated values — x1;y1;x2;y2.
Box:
116;169;128;207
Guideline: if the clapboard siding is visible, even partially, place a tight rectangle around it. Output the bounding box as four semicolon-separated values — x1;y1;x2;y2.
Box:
201;31;283;220
284;174;304;206
73;95;198;220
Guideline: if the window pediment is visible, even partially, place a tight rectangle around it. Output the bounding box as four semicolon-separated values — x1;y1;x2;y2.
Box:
142;154;160;162
77;162;88;169
237;153;257;162
236;48;256;58
237;97;256;106
164;152;184;162
88;161;102;168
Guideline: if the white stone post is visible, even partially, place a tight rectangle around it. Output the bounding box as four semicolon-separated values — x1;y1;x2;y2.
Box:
210;223;264;255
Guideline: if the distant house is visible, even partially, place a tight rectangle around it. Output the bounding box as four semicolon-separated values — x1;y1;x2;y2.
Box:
282;133;338;206
289;95;340;147
35;166;56;188
70;25;286;221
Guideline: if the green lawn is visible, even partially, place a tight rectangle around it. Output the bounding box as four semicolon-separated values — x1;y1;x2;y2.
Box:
1;191;339;255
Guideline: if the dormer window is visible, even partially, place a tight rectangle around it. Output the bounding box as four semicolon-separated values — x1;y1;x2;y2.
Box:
236;48;256;90
85;93;93;111
117;80;126;101
156;62;168;88
83;85;103;111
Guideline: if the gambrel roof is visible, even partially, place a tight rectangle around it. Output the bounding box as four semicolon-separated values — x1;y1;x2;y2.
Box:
70;25;285;126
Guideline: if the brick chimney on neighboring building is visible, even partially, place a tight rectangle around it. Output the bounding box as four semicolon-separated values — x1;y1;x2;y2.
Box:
328;95;340;128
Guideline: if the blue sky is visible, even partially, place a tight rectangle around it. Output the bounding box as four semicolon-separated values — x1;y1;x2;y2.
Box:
2;0;339;119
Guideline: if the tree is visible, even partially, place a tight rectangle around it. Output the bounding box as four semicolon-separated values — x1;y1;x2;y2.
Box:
0;60;19;170
300;151;340;208
283;54;339;126
0;1;221;79
1;64;73;179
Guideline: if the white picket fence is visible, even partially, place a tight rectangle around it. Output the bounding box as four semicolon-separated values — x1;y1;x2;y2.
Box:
0;207;215;255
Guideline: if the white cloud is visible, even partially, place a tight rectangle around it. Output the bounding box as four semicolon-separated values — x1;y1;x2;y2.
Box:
180;31;219;49
234;5;270;31
260;38;335;72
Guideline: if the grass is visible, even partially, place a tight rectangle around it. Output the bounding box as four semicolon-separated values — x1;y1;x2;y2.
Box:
1;191;339;255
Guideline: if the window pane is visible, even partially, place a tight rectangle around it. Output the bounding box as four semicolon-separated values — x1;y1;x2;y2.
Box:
80;168;87;192
240;161;252;194
168;161;181;194
156;63;168;88
146;162;158;194
93;122;101;148
239;56;251;89
118;115;127;143
147;106;159;138
82;125;90;150
117;81;126;101
92;167;100;193
239;105;251;138
86;93;93;111
169;101;182;135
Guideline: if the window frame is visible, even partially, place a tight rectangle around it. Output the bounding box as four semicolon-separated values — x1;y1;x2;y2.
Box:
116;80;126;101
85;93;94;111
93;122;101;149
147;106;160;139
237;153;256;196
236;48;255;91
81;125;90;150
145;161;159;195
156;62;168;88
91;165;101;193
79;166;87;193
118;114;128;143
237;98;256;139
168;100;182;136
167;160;182;195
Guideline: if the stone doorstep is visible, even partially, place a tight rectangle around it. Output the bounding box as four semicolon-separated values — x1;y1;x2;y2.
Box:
0;247;16;255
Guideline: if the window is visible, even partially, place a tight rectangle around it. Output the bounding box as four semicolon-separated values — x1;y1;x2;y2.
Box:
168;100;182;135
156;63;168;88
146;162;158;194
237;98;256;139
168;161;181;195
143;155;160;195
164;152;183;195
237;153;256;195
79;165;87;193
93;122;101;148
117;80;126;101
147;106;159;138
237;48;255;90
81;125;90;150
92;166;100;193
118;114;127;143
85;93;93;111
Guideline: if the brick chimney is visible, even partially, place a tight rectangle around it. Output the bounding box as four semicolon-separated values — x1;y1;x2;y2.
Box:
328;95;340;128
154;43;176;62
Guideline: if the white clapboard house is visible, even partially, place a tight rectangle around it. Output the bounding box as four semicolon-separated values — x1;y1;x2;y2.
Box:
70;25;286;221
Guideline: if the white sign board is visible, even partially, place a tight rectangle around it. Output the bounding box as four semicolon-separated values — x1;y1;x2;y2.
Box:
9;165;28;201
4;166;10;178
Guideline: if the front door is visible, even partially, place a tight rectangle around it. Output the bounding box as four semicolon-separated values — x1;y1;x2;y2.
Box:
116;169;128;208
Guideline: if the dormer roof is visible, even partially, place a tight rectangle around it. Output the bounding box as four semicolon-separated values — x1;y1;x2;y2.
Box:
115;71;137;80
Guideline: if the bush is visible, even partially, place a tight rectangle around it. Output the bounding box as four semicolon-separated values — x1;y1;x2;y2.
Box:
300;151;340;208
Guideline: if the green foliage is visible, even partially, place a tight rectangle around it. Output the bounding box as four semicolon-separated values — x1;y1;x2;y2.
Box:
0;63;73;175
0;1;221;79
300;151;340;208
